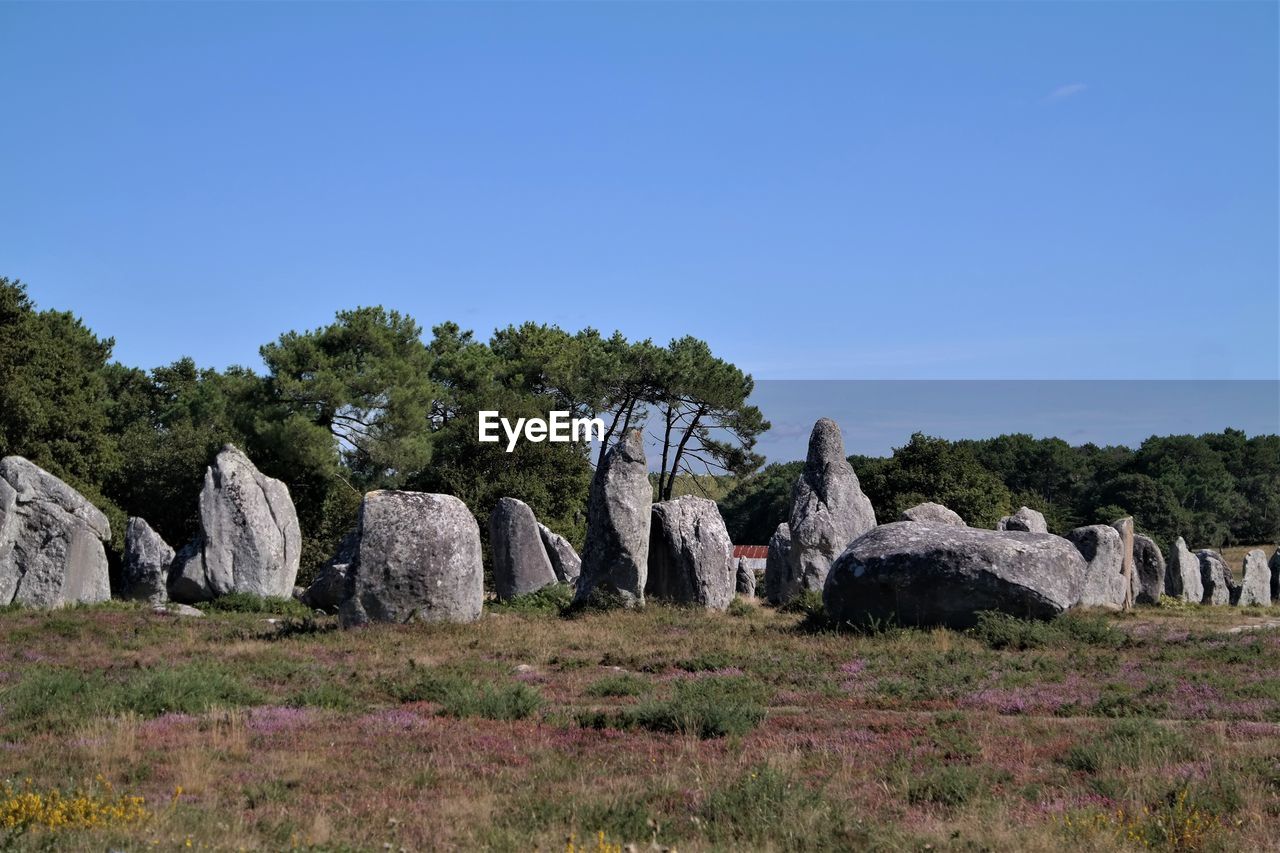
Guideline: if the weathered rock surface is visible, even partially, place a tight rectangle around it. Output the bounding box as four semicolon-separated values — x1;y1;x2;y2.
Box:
900;502;965;527
1197;549;1234;606
763;523;793;605
537;523;581;584
996;506;1048;534
1130;534;1166;605
574;430;651;608
123;517;173;604
1238;549;1271;607
299;529;358;613
823;522;1087;628
1112;517;1136;610
489;498;557;601
339;490;483;627
1066;525;1127;610
1167;537;1203;603
736;558;756;597
645;495;734;610
0;456;111;608
785;419;877;601
168;446;301;603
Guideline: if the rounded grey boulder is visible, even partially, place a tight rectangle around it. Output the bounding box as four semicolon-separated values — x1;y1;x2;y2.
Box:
1066;525;1126;610
1130;534;1166;605
0;456;111;608
123;517;173;605
785;419;877;602
300;528;359;613
996;506;1048;534
574;430;651;608
1238;549;1271;607
537;523;581;584
823;521;1087;628
645;495;734;611
168;445;301;603
339;490;483;627
900;502;965;527
489;497;557;601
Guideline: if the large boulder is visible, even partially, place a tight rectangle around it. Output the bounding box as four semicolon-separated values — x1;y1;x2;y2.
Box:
1238;549;1271;607
339;491;483;627
168;446;301;603
997;506;1048;534
762;523;792;605
123;517;173;605
645;496;734;610
1166;537;1203;603
574;430;651;608
489;498;557;601
1197;550;1234;606
0;457;111;608
736;558;756;598
537;523;581;584
823;522;1087;628
1130;534;1166;605
900;502;965;527
784;419;877;601
298;529;358;613
1066;525;1127;610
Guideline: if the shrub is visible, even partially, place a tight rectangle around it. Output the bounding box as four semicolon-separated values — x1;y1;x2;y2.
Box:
490;583;575;616
907;764;984;807
970;611;1054;650
389;668;542;720
1063;719;1190;774
580;676;769;739
197;592;311;618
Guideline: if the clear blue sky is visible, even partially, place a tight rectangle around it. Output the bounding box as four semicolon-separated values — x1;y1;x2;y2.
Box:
2;1;1276;380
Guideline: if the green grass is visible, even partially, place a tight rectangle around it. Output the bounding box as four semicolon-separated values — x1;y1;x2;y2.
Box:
196;591;312;618
580;676;770;739
388;667;543;720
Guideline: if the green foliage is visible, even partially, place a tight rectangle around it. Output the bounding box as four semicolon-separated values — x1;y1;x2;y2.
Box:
489;583;575;616
906;764;986;807
718;461;802;545
196;593;312;618
1062;719;1192;774
580;676;769;739
387;668;543;720
969;611;1123;651
583;673;651;698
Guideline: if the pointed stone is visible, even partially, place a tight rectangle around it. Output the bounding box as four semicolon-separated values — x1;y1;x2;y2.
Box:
489;497;557;601
646;495;734;610
1238;549;1271;607
123;517;173;605
574;430;651;608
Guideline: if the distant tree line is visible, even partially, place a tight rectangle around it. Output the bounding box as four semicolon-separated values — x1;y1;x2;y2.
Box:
720;430;1280;553
0;278;767;584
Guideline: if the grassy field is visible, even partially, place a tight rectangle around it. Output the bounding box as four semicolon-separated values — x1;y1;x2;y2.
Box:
1;593;1279;852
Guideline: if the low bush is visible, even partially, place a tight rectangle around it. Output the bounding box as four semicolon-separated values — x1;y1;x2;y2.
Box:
389;668;542;720
580;676;769;739
197;592;311;618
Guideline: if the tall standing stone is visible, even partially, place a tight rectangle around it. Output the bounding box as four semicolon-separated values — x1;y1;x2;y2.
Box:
339;490;483;626
763;523;792;605
996;506;1048;534
168;445;301;603
1271;549;1280;605
736;558;756;597
784;418;877;601
537;523;581;584
1166;537;1203;603
123;517;173;605
645;495;734;610
1197;550;1233;606
1238;549;1271;607
1066;525;1127;610
1111;517;1136;611
1130;534;1166;605
574;430;652;608
489;497;557;601
0;456;111;608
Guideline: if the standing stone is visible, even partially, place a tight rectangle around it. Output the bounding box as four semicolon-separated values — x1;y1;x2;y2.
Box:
996;506;1049;534
1066;525;1127;610
168;445;301;603
785;419;877;601
1238;549;1271;607
645;496;734;610
1111;517;1136;611
574;430;652;608
1166;537;1203;603
339;490;483;627
123;517;173;605
1130;534;1166;605
299;528;358;613
1271;549;1280;605
823;522;1087;628
0;456;111;608
489;498;557;601
1197;550;1234;606
736;557;756;597
763;523;793;605
537;523;581;584
900;502;965;526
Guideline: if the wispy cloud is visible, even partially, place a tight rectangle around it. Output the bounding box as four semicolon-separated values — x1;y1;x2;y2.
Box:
1046;83;1087;102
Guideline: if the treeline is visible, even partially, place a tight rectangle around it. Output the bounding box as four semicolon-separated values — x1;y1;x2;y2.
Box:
0;278;766;583
720;431;1280;552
